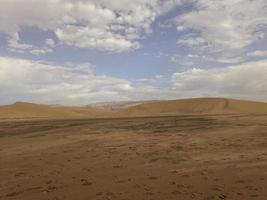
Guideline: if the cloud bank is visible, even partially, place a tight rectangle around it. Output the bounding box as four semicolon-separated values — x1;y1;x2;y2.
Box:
0;0;181;53
0;57;266;105
0;0;266;104
176;0;267;51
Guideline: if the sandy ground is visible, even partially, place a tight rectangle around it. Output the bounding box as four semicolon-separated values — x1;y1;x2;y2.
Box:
1;114;267;200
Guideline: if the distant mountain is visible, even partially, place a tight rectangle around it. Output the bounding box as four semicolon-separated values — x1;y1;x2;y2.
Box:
88;100;159;110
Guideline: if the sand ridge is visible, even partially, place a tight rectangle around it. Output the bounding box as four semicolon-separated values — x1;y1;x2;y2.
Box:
0;101;112;120
122;98;267;116
1;98;267;120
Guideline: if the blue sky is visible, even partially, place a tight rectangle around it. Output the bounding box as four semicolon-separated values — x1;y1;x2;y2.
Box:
0;0;267;105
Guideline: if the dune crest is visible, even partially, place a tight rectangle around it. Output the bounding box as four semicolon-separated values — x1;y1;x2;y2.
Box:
122;98;267;116
0;102;111;120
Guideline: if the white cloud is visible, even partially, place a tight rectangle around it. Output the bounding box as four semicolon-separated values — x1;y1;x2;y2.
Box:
0;56;173;105
7;32;55;55
177;36;207;48
8;32;33;52
155;74;163;79
247;50;267;58
55;26;140;52
0;0;181;52
170;53;206;66
0;57;266;105
29;48;53;56
176;0;267;51
215;56;246;64
135;74;164;84
171;60;267;101
0;57;132;104
176;26;184;31
45;38;55;48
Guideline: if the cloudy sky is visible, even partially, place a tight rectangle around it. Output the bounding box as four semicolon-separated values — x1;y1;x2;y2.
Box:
0;0;267;105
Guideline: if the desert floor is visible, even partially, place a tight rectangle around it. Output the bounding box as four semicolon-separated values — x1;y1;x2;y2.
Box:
1;114;267;200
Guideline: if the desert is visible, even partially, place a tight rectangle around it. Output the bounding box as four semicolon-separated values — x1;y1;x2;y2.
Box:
1;1;267;199
1;98;267;200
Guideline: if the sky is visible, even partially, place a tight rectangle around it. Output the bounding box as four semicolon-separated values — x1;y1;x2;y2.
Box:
0;0;267;105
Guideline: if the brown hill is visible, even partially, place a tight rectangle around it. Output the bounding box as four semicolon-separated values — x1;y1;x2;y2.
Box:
120;98;267;116
0;98;267;120
0;102;111;120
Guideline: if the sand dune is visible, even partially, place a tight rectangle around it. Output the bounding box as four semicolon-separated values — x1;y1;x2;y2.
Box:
1;99;267;199
0;102;111;120
0;98;267;120
122;98;267;116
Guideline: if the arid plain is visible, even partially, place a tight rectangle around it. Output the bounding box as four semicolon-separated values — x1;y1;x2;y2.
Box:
1;98;267;200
